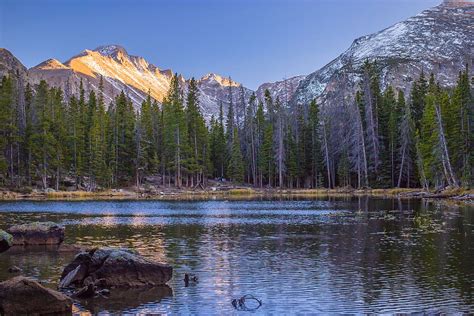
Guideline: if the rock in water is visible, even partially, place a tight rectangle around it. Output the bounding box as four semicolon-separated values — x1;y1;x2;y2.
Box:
0;276;72;315
0;230;13;253
60;247;172;289
8;266;22;273
7;222;65;245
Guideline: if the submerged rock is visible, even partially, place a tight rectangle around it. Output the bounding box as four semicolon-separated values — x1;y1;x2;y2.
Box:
7;222;65;245
80;285;172;312
8;266;22;273
0;276;72;315
60;247;172;289
0;230;13;253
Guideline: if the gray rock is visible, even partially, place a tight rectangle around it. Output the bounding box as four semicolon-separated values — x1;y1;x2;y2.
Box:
8;266;22;273
60;247;172;289
0;230;13;253
0;276;72;315
7;222;65;245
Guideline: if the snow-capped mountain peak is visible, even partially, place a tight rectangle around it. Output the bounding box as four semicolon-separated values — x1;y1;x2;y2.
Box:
94;44;129;58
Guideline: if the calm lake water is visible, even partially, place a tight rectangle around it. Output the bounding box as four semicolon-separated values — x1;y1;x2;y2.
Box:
0;197;473;314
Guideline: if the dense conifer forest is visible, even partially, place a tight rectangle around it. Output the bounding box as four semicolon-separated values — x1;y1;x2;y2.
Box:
0;61;472;191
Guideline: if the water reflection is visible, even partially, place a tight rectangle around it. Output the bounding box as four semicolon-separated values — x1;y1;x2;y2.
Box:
74;286;173;314
0;197;473;314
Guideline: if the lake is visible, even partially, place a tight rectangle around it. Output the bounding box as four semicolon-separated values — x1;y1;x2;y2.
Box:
0;197;473;314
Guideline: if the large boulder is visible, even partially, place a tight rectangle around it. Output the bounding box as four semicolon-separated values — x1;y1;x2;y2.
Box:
0;230;13;253
7;222;65;245
60;247;172;289
0;276;72;315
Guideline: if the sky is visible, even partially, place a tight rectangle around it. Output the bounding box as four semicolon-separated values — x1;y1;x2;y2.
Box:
0;0;440;89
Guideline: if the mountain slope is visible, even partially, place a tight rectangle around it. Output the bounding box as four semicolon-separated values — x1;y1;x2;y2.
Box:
292;0;473;108
0;48;27;79
256;75;306;106
26;45;254;120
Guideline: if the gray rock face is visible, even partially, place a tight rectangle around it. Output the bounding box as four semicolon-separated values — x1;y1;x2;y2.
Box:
0;276;73;315
256;75;306;107
0;230;13;253
292;1;474;109
7;222;65;245
60;247;172;289
0;48;27;79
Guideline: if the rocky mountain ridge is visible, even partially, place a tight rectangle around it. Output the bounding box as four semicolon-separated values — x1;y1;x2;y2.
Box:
1;45;301;121
1;0;472;120
292;0;473;110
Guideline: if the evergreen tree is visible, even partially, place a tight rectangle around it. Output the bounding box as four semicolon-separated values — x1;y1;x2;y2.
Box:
162;74;188;187
228;127;244;182
186;78;209;186
308;99;323;188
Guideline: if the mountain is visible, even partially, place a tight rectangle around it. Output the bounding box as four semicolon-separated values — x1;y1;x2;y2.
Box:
7;44;298;121
0;48;27;79
0;0;472;120
28;45;176;107
256;75;306;106
25;45;254;120
292;0;474;108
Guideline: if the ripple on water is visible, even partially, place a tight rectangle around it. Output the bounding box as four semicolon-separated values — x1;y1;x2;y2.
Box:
0;198;473;314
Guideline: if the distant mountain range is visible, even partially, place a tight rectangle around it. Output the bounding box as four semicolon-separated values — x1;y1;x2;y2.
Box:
0;0;472;120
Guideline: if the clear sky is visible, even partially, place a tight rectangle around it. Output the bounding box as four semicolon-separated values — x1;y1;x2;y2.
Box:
0;0;440;89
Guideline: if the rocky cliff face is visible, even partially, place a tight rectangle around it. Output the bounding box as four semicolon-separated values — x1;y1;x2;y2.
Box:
28;45;176;107
0;48;27;79
292;1;473;109
256;75;306;107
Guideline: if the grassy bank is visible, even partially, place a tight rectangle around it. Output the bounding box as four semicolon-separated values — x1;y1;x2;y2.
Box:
0;186;472;202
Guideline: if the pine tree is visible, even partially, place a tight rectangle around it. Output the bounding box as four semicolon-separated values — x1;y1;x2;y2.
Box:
162;74;188;187
0;76;16;185
360;61;381;182
210;102;226;179
397;90;416;187
243;94;258;185
420;85;458;188
451;66;473;186
255;100;265;187
260;112;274;187
186;78;209;186
308;99;323;188
274;98;285;188
411;70;428;132
89;83;109;189
140;93;159;174
384;86;401;187
228;127;244;182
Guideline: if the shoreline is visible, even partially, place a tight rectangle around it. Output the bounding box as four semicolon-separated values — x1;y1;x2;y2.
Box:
0;187;472;203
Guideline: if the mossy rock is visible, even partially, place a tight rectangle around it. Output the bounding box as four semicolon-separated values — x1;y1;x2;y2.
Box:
0;229;13;253
7;222;65;245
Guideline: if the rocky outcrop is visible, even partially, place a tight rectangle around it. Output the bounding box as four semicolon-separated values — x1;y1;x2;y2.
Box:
0;230;13;253
0;48;27;79
0;276;72;315
256;75;306;107
7;222;65;245
60;247;172;290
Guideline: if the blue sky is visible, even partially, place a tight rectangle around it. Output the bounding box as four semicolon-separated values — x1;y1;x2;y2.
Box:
0;0;440;89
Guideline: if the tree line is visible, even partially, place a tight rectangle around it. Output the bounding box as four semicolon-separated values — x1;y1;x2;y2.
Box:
0;61;472;191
